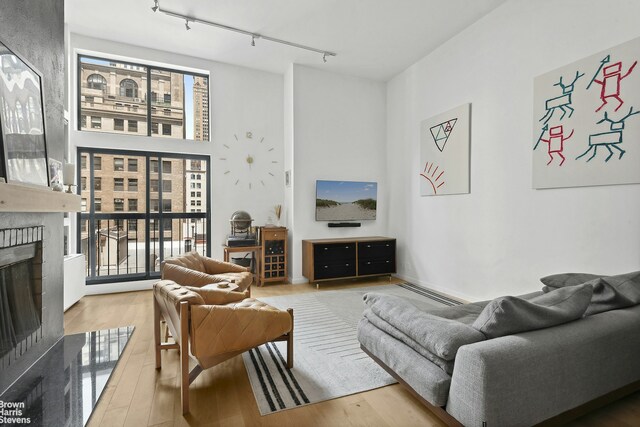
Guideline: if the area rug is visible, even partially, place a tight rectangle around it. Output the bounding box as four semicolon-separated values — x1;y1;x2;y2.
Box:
242;282;460;415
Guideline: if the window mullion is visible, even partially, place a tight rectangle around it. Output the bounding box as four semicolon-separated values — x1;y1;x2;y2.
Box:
147;67;152;136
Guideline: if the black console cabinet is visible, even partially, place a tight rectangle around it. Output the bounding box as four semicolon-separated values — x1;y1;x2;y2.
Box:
302;237;396;284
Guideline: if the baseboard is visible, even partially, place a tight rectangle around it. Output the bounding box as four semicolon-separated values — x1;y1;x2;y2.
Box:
289;276;308;285
84;279;155;295
394;273;476;303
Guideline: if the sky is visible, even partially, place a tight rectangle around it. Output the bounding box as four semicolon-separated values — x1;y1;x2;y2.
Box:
316;180;377;203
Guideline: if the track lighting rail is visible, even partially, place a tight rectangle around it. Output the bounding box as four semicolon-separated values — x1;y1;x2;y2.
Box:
151;0;337;62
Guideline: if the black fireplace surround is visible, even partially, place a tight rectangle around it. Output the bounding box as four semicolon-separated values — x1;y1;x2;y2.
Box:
0;227;44;370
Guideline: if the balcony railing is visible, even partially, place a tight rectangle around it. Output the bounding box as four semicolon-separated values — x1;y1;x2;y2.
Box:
80;216;208;281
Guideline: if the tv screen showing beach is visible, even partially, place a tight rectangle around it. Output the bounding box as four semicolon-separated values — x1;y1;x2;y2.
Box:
315;180;377;221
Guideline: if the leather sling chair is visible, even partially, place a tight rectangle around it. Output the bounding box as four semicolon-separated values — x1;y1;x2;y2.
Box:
153;280;293;414
162;251;254;294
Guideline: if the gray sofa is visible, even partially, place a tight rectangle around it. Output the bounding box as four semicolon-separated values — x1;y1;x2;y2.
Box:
357;272;640;426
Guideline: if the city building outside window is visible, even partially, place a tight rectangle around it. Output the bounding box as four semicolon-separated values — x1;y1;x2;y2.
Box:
81;176;87;190
78;148;210;284
81;155;87;169
79;56;209;141
94;177;102;191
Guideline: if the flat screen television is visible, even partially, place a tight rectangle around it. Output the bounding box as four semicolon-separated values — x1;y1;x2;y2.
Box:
315;180;377;221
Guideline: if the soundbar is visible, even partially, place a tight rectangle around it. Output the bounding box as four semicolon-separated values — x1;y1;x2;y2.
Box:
328;222;361;228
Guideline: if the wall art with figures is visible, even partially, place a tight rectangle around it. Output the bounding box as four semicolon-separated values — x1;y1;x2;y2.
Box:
533;37;639;189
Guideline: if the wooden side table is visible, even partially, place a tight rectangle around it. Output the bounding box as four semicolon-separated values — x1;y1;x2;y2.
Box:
223;245;262;287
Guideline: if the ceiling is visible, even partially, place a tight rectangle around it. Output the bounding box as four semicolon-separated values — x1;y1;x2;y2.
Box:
65;0;506;82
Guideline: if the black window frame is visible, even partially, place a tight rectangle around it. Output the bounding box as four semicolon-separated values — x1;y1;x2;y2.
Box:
77;147;211;285
77;54;210;141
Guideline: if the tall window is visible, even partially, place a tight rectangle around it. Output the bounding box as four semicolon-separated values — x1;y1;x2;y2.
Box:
77;148;210;284
79;55;210;141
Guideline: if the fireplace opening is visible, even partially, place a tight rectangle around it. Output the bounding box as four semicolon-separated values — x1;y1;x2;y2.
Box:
0;227;43;371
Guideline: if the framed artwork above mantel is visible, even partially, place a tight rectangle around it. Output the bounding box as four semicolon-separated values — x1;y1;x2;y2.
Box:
0;37;50;188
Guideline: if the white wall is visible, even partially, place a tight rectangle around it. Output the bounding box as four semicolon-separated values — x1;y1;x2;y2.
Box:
387;0;640;301
284;64;295;279
290;65;387;282
68;34;284;283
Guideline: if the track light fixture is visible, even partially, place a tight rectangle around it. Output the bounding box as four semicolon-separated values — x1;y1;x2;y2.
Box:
150;1;336;62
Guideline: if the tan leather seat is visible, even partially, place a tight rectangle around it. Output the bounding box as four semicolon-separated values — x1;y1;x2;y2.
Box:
153;280;293;414
161;251;253;292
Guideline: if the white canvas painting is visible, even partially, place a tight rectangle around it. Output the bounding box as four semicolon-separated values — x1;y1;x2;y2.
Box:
419;103;471;196
533;36;640;189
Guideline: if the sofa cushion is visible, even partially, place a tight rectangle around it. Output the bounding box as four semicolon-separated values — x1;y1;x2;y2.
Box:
358;318;452;407
540;272;601;289
363;308;456;374
603;271;640;304
423;301;489;325
363;293;486;360
542;271;640;305
543;277;636;316
472;284;593;339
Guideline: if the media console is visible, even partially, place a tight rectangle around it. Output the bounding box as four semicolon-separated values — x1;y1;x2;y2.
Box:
302;236;396;286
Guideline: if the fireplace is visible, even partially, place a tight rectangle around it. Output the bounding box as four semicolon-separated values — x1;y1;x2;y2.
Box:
0;227;44;373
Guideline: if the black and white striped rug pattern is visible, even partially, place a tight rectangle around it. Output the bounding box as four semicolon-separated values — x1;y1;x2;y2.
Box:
242;282;459;415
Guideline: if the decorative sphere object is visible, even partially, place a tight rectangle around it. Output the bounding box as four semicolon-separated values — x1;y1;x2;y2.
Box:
52;182;64;192
229;210;253;233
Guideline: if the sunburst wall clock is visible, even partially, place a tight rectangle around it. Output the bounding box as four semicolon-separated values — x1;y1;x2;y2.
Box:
219;131;279;189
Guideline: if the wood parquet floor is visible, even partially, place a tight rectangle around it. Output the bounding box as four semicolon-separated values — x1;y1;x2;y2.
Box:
63;277;640;426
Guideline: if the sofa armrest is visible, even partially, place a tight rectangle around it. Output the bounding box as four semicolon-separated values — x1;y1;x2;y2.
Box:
201;256;249;274
447;305;640;427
